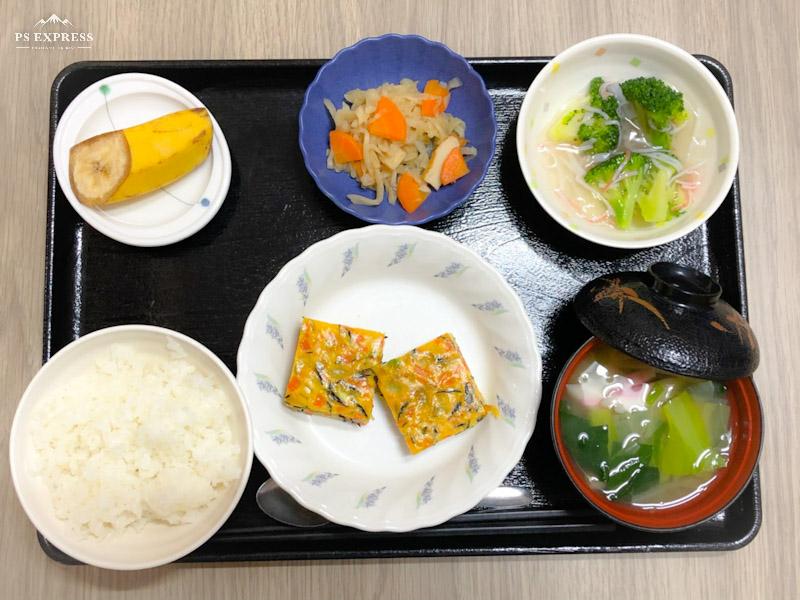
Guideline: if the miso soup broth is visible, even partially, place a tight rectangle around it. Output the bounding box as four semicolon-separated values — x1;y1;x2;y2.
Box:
559;342;731;508
536;76;718;231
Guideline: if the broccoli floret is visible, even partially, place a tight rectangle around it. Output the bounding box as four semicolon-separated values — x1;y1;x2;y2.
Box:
578;120;619;154
584;153;652;228
638;163;681;223
577;77;620;154
585;153;683;226
620;77;688;149
588;76;619;117
620;77;687;127
584;154;626;186
550;78;622;153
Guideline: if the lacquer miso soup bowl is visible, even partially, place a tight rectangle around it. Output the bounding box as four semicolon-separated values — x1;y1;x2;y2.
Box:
551;262;762;531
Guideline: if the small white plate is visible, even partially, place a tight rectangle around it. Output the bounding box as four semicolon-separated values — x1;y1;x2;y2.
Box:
236;225;542;532
53;73;232;247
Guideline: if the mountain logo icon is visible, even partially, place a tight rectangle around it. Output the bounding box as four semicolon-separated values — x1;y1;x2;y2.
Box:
33;14;74;29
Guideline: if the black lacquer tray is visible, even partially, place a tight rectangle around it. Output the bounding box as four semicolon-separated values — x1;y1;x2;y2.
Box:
39;57;760;563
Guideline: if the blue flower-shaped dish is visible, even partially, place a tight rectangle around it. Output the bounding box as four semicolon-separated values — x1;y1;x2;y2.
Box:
298;34;497;225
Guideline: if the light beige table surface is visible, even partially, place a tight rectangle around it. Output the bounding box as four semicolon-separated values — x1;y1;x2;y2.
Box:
1;0;798;598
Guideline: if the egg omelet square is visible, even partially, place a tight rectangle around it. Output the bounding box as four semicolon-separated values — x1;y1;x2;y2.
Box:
283;318;385;425
374;333;496;453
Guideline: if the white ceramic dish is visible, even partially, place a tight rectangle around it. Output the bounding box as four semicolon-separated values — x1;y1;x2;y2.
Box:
9;325;253;570
516;34;739;249
53;73;232;247
237;225;542;532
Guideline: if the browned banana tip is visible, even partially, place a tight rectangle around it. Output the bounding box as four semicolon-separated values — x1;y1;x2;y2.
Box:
68;131;131;206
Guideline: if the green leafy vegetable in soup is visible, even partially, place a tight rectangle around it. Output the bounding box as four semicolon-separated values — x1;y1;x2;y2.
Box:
559;343;731;506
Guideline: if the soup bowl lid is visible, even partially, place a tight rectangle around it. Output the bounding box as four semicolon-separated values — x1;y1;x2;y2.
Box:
573;262;759;380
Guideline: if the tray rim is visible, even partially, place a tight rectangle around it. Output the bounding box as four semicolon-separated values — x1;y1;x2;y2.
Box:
40;55;760;564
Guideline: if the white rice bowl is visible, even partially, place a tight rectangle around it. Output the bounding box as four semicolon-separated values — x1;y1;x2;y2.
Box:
9;325;253;570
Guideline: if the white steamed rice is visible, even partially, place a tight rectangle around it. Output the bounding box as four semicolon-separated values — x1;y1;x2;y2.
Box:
29;339;242;538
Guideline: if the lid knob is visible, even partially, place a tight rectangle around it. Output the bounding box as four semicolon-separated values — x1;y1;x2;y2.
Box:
649;263;722;307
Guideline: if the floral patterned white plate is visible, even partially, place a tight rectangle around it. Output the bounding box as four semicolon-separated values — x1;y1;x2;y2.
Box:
236;225;541;532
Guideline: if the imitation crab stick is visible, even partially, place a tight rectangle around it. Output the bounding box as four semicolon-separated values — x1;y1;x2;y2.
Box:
440;147;470;185
424;135;462;189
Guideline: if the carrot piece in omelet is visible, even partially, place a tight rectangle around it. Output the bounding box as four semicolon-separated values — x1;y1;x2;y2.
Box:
284;318;385;425
374;333;498;453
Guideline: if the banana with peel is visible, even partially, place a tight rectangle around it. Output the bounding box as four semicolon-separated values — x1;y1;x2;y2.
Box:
68;108;213;206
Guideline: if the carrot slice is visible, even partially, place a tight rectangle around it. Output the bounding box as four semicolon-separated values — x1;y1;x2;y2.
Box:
299;332;313;352
397;172;429;213
367;96;407;141
329;130;363;163
421;80;450;117
440;147;470;185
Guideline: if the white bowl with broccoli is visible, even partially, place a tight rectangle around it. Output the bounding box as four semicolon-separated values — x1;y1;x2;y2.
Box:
516;34;739;249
